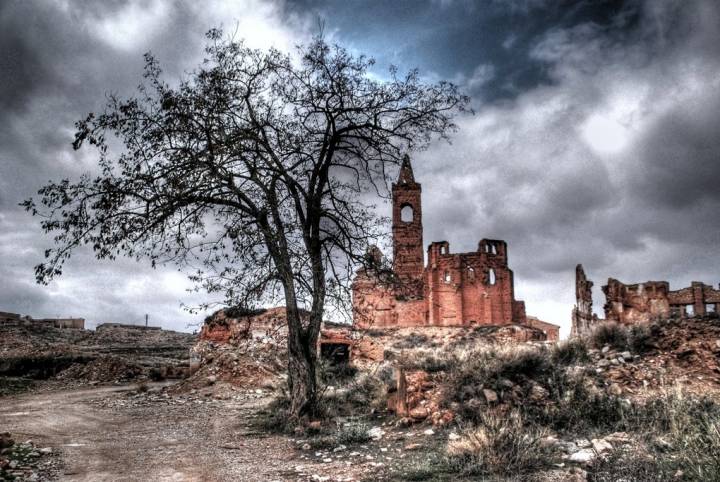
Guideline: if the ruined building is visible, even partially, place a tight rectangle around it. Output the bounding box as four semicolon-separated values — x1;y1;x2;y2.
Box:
568;263;720;331
603;279;720;324
0;311;85;329
571;264;598;337
352;156;531;329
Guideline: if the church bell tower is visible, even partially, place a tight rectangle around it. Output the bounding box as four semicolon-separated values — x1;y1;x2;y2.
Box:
392;155;424;281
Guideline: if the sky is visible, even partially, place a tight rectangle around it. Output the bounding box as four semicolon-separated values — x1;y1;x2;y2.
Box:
1;0;719;336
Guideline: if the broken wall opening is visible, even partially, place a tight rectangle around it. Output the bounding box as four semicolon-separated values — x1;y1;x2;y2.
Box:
320;343;351;364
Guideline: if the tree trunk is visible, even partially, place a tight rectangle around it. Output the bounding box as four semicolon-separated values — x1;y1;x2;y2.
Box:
286;309;318;418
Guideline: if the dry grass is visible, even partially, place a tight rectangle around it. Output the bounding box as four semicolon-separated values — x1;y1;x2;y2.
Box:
446;410;555;477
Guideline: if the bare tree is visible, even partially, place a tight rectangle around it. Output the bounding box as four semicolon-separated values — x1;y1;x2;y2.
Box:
23;29;469;418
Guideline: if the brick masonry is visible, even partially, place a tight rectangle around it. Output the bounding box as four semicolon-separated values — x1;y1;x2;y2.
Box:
352;155;535;330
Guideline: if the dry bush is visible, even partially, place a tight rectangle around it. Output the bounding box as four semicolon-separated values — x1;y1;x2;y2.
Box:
627;323;654;353
398;348;453;373
393;332;430;349
551;337;591;365
446;410;555;477
444;345;556;422
590;322;629;350
317;372;385;419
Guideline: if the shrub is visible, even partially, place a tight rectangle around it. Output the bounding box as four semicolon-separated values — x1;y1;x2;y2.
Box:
590;322;628;350
588;449;672;482
627;323;654;353
393;332;430;349
399;349;453;373
446;411;555;476
551;338;590;365
317;372;385;419
319;360;358;386
335;422;372;445
253;391;293;433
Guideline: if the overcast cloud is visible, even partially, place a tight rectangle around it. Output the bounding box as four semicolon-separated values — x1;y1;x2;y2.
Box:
1;0;718;336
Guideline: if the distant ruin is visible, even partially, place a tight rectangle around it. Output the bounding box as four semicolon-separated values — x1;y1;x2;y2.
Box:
0;311;84;329
571;265;598;337
351;156;557;337
569;266;720;334
603;279;720;324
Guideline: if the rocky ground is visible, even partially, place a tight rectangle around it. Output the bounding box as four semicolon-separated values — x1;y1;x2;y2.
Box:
2;315;720;481
0;323;196;395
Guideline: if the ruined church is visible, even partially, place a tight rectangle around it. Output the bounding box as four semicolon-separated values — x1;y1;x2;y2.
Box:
352;156;529;329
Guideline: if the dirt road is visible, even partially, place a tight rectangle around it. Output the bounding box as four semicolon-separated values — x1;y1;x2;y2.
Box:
0;384;303;481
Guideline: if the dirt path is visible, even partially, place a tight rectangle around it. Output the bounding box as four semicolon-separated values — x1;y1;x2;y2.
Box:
0;384;304;481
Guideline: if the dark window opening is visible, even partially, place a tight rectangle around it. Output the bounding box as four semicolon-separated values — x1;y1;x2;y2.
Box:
321;343;351;364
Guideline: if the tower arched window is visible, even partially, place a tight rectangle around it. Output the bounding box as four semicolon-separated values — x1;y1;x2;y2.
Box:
444;270;451;283
487;268;496;285
401;205;414;223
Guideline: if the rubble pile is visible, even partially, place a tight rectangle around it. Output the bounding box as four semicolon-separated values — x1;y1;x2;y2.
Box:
178;307;292;391
591;316;720;396
56;356;143;383
0;322;196;388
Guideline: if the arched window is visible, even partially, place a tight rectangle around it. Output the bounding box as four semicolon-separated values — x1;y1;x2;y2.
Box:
487;268;496;285
467;266;475;282
401;205;413;223
444;270;451;283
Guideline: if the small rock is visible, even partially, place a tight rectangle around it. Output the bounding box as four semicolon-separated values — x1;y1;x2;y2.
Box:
529;384;549;401
601;345;610;354
540;436;559;449
482;388;498;404
591;438;612;453
620;351;632;360
608;383;623;396
301;443;311;450
404;443;422;451
206;375;217;384
367;427;385;440
409;407;429;420
575;438;591;449
569;449;596;464
448;432;460;441
423;429;435;436
499;378;515;389
308;421;322;431
0;433;13;450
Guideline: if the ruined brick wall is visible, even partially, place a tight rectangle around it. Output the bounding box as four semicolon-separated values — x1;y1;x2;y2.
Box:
602;278;720;324
425;239;522;326
571;264;598;337
352;156;528;330
526;316;560;341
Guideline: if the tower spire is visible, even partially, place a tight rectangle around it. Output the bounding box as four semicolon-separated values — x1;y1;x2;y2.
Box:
397;154;416;185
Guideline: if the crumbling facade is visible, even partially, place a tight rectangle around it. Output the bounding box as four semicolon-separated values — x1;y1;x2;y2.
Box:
352;156;531;329
603;279;720;324
571;264;598;337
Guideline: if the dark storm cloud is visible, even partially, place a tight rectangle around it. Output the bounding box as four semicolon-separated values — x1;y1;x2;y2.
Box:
1;0;718;335
289;0;640;101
